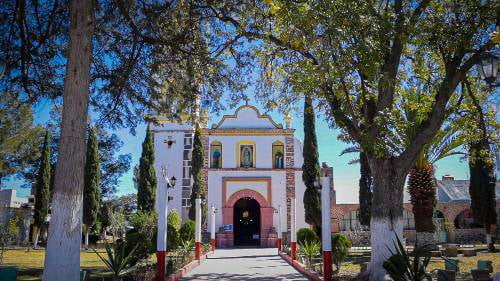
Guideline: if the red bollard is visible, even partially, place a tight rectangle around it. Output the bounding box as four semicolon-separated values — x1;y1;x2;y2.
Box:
291;241;297;261
156;251;165;281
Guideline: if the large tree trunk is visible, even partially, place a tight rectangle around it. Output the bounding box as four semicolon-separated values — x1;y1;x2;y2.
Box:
33;227;39;249
85;228;89;250
42;1;94;280
368;159;406;281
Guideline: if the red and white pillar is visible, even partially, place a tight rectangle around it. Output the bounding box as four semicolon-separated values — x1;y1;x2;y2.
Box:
291;197;297;261
195;198;202;261
277;205;282;254
321;176;332;281
156;182;167;281
210;205;216;252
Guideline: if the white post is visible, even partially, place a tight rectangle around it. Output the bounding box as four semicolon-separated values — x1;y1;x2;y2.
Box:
210;205;216;251
291;197;297;261
321;176;332;281
195;198;202;260
156;180;168;281
277;205;282;253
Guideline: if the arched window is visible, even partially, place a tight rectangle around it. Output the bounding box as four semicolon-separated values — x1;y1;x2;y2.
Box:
236;140;256;168
454;209;481;229
210;141;222;168
403;210;415;230
272;141;284;169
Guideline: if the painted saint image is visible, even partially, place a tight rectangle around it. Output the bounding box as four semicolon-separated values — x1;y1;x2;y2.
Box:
240;145;254;168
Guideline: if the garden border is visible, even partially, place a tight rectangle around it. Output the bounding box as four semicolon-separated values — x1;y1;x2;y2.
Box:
167;251;212;281
279;252;322;281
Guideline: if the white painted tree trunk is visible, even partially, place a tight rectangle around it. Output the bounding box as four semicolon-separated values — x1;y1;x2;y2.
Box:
85;229;89;250
34;228;39;249
42;0;94;280
369;218;403;281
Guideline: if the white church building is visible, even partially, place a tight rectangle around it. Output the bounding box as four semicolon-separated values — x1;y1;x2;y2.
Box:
150;105;333;247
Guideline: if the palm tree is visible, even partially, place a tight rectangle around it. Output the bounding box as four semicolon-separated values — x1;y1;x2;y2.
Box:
407;127;465;237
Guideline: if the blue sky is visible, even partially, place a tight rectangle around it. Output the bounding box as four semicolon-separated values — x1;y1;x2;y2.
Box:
7;98;469;203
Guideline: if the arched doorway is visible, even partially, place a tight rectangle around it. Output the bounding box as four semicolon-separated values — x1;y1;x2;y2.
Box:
233;197;261;246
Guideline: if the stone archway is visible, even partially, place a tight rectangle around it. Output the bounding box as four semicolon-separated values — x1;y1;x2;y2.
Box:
220;189;275;247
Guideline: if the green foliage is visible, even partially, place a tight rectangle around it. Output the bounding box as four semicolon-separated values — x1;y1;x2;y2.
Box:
179;220;195;243
125;232;153;266
0;93;43;185
358;152;372;227
95;241;138;279
189;127;207;224
109;209;126;240
7;216;22;243
331;233;352;271
469;140;496;228
168;210;182;231
83;127;101;230
167;224;180;251
297;228;319;245
33;131;51;228
302;95;322;233
383;235;432;281
137;126;157;212
298;240;320;268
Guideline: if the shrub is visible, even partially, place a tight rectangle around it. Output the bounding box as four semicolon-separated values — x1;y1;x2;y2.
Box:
168;210;181;231
167;224;179;251
297;228;319;245
331;233;352;272
125;231;154;266
179;220;195;242
298;240;320;269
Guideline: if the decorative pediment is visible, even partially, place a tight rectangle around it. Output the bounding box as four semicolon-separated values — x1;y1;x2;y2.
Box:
212;105;283;129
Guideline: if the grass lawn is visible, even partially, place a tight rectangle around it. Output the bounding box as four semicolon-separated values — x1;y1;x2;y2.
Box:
2;248;108;281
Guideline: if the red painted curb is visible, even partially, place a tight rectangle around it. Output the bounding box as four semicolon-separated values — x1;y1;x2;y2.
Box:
279;252;322;281
167;251;211;281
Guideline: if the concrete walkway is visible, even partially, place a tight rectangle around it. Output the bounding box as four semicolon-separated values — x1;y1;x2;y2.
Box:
181;248;308;280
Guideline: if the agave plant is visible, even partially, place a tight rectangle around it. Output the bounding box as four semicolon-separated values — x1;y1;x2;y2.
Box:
383;235;433;281
298;240;320;269
94;241;139;281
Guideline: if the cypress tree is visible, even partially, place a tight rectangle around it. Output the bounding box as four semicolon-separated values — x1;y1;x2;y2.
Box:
469;140;496;250
358;151;372;227
138;125;157;212
33;131;51;248
83;127;100;249
302;95;322;235
189;126;207;224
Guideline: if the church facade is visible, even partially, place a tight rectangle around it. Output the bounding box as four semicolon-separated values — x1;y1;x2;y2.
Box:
150;105;333;247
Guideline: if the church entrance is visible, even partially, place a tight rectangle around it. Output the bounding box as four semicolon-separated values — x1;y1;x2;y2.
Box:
233;197;261;246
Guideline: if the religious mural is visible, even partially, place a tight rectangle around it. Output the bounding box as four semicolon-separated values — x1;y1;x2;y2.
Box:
240;145;254;168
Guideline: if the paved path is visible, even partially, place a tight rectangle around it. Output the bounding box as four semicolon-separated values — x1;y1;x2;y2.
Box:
181;248;307;280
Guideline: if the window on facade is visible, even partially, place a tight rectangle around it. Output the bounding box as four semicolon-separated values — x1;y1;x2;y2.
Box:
210;141;222;168
403;210;415;230
272;141;284;169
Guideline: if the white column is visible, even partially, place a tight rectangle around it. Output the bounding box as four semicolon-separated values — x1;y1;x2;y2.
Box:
278;205;282;240
156;183;167;252
211;206;216;240
321;176;331;251
195;199;202;243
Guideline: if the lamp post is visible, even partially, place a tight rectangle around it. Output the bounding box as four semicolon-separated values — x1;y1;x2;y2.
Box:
157;165;176;281
476;51;499;88
210;205;218;252
290;197;297;261
274;206;282;254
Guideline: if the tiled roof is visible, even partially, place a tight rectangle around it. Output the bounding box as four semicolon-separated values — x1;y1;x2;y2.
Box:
436;179;500;203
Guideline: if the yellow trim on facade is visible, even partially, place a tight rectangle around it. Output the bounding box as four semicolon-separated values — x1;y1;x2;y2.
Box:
211;105;283;129
236;140;257;168
202;129;294;136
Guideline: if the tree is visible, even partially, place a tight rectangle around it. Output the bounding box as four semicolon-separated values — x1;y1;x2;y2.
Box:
137;126;157;212
464;79;497;251
42;0;95;279
339;146;372;227
301;95;322;235
83;127;100;250
33;131;51;249
0;93;44;187
96;129;131;199
203;1;497;278
189;126;206;224
407;127;464;237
